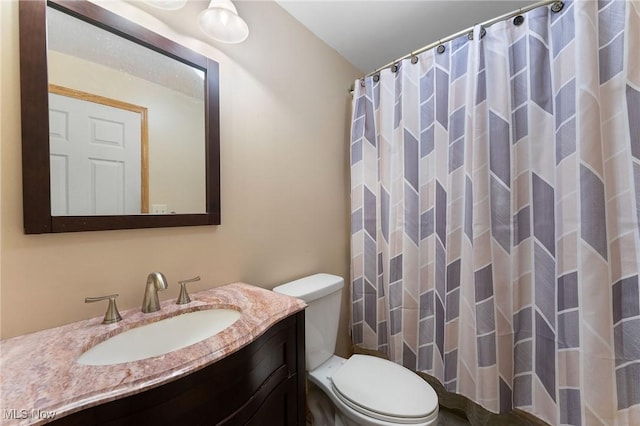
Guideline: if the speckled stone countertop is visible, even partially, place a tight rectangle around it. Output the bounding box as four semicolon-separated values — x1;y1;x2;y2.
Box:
0;283;306;425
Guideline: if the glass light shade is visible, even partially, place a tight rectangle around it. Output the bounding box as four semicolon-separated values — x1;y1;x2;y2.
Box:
198;1;249;44
144;0;188;11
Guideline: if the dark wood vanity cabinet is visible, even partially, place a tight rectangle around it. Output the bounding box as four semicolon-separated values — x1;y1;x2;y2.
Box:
51;311;305;426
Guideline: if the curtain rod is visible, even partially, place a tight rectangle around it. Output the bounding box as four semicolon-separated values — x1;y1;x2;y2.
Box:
360;0;563;80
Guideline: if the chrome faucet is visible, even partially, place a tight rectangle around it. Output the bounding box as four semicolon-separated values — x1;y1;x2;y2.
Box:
142;272;168;313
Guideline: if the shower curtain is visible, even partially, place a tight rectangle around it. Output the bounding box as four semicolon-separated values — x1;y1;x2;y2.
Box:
350;1;640;425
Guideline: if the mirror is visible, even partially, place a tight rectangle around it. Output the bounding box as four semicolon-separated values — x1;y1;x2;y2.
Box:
19;0;220;233
47;7;207;216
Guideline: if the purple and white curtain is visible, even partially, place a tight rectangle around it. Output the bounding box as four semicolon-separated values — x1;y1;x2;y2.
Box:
350;1;640;424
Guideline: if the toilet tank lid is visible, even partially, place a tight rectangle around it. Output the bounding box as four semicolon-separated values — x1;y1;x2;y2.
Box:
273;273;344;303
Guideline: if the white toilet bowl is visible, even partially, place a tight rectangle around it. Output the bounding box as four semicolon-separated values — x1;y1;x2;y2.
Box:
308;355;438;426
273;274;439;426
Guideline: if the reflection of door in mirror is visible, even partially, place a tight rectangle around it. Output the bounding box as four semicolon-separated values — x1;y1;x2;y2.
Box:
48;85;149;216
46;6;206;216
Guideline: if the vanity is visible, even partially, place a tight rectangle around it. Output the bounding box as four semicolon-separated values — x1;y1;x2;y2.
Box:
0;284;306;425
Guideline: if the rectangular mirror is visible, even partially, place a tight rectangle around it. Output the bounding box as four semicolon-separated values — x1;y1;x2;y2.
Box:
19;0;220;233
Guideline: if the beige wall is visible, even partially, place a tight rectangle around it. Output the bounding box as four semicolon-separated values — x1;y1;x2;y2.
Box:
0;0;360;357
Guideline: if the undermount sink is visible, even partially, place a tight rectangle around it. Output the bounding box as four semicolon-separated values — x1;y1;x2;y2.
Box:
77;309;242;366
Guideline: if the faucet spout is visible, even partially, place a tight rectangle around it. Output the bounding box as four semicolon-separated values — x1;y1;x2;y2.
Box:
142;272;168;313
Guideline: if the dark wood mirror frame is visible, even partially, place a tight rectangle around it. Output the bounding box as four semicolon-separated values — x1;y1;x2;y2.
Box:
19;0;221;234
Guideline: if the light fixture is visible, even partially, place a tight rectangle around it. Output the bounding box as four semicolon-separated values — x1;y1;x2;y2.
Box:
144;0;188;11
198;0;249;44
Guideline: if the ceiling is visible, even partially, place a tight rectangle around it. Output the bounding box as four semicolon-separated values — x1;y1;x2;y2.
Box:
49;6;205;98
129;0;539;75
274;0;538;74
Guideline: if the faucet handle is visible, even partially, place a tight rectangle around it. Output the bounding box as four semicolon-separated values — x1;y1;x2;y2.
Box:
85;294;122;324
176;276;200;305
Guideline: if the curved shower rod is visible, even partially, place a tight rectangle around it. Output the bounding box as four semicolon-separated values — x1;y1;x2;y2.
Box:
354;0;564;86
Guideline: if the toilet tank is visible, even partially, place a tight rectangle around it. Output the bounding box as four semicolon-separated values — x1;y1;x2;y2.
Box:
273;273;344;371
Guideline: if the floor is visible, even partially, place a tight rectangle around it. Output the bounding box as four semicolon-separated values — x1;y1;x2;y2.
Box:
437;406;471;426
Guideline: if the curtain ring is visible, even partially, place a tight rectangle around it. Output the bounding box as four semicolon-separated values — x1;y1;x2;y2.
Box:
373;73;380;82
359;78;365;88
437;44;446;54
551;1;564;13
411;56;419;64
391;63;399;73
480;26;487;39
467;30;474;40
513;15;525;26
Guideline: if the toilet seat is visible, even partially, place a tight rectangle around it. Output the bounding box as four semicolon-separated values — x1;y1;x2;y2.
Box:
330;355;438;424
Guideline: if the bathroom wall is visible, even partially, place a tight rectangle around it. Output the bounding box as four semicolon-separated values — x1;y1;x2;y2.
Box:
0;0;360;358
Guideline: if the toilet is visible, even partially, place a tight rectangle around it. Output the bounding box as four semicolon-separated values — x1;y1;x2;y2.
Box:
273;273;439;426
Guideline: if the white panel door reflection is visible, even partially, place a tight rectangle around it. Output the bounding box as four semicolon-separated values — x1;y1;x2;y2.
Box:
49;92;142;215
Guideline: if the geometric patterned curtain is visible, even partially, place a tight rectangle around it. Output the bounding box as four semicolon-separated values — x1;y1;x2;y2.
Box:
350;1;640;424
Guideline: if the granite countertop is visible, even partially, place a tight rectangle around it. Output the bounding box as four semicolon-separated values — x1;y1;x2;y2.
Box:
0;283;306;425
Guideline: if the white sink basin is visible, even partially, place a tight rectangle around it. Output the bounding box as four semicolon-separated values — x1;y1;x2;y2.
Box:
77;309;242;366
